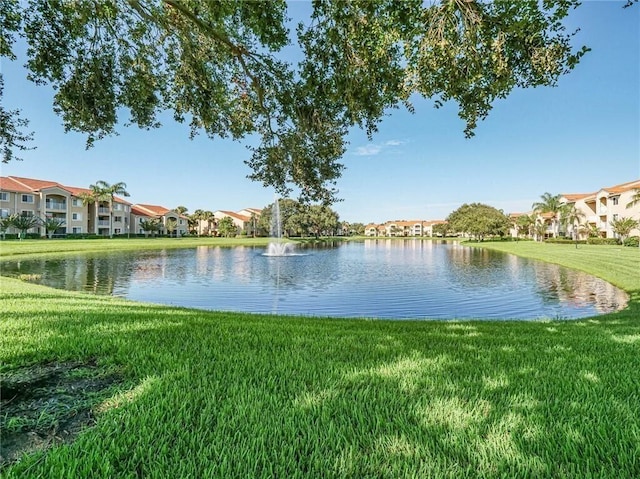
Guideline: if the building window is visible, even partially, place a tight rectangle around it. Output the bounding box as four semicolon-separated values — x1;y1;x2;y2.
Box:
0;208;9;218
114;216;122;222
611;196;619;205
72;227;82;234
20;210;35;217
21;194;34;204
613;214;619;221
114;228;121;234
0;192;8;201
72;213;82;221
72;198;81;207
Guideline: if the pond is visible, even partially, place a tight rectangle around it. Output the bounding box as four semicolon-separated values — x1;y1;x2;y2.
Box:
2;240;628;320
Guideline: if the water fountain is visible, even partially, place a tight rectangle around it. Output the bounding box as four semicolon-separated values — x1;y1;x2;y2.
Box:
264;196;296;256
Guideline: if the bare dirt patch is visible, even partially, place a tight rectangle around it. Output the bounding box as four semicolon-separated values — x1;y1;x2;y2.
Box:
1;359;123;469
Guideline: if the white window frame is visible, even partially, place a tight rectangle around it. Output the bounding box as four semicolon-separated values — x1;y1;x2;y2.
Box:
72;227;83;234
72;198;81;207
0;192;8;202
0;208;9;218
72;212;82;221
21;194;35;204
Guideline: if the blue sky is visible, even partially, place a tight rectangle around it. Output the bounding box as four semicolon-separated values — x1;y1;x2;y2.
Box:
1;1;638;224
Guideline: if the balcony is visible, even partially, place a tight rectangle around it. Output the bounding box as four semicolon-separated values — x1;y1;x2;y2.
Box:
597;206;607;215
97;220;110;226
98;207;110;214
45;201;67;211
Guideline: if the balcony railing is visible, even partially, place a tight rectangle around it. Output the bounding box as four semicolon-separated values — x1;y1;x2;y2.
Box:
45;201;66;210
98;207;110;214
97;220;110;226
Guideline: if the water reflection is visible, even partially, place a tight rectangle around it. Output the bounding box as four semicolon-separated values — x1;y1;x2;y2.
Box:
0;242;628;320
2;254;134;295
532;262;627;314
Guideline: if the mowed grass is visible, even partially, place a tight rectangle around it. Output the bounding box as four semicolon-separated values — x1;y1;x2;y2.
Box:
1;240;639;478
0;237;274;260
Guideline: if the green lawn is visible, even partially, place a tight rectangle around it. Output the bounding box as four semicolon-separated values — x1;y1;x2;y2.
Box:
1;240;639;478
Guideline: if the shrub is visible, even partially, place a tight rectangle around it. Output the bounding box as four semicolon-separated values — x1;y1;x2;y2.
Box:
545;238;587;245
587;237;620;245
623;236;639;247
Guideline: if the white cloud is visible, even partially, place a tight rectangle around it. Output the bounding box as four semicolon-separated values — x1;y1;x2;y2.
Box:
353;139;406;156
354;145;382;156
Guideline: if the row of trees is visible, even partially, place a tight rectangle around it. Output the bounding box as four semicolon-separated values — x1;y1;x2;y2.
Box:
0;214;65;239
181;199;349;238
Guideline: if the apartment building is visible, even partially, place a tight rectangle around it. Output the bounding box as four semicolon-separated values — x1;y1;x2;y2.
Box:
561;179;640;240
0;176;131;237
131;204;189;237
364;220;446;237
509;179;640;240
212;210;251;236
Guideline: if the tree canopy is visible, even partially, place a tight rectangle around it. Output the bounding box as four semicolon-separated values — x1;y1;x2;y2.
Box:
2;0;593;202
447;202;509;240
258;198;340;237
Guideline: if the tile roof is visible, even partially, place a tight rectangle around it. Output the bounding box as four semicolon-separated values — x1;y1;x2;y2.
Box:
7;176;60;190
0;176;131;204
561;192;595;202
216;210;250;222
601;179;640;195
0;176;35;193
242;208;262;215
133;204;170;216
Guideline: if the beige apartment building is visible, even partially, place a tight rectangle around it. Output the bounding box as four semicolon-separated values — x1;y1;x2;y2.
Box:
561;179;640;240
131;204;189;237
0;176;186;238
509;179;640;240
364;220;446;237
0;176;132;237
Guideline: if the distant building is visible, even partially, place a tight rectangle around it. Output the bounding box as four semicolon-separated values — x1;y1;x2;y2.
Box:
364;220;446;237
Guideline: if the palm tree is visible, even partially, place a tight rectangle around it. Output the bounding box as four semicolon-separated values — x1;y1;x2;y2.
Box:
96;181;130;238
0;215;13;239
78;184;109;235
42;217;66;239
626;188;640;209
532;193;563;238
203;210;215;236
625;188;640;247
610;217;639;243
165;217;178;237
80;181;130;238
175;206;188;215
533;221;548;242
140;218;161;238
561;205;586;248
9;214;41;240
515;214;535;240
583;222;601;239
